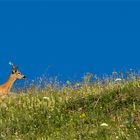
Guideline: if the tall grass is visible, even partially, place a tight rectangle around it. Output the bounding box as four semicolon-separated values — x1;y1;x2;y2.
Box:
0;72;140;139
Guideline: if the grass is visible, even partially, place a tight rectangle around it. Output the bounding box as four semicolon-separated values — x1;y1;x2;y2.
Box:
0;74;140;140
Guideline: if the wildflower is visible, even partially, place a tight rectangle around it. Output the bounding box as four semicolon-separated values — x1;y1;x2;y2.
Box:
66;80;71;85
80;113;86;119
113;71;118;77
48;115;51;119
78;107;83;111
115;78;122;82
100;123;108;127
76;83;80;86
43;97;50;100
70;118;73;122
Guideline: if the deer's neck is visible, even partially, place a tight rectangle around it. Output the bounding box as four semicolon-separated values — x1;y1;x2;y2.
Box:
2;76;17;93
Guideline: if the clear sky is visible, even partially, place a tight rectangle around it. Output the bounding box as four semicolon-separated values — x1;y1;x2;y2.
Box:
0;0;140;83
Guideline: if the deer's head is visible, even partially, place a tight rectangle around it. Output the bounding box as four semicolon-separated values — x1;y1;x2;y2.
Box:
9;62;26;80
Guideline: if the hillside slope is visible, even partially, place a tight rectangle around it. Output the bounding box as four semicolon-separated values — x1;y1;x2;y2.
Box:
0;79;140;139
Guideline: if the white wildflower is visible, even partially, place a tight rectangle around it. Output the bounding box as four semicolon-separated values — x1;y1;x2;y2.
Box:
115;78;122;82
100;123;108;127
43;97;50;100
66;80;71;85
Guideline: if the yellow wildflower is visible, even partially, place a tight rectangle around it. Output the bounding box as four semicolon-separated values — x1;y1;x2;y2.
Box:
80;113;86;119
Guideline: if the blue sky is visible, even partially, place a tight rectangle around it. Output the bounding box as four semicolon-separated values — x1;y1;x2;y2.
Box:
0;0;140;83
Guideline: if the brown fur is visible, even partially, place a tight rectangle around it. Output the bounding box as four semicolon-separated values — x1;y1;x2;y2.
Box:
0;63;25;98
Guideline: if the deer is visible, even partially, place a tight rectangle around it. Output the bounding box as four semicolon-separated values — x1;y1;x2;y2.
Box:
0;62;26;98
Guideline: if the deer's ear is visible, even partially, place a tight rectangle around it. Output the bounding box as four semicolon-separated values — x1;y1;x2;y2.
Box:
9;61;16;70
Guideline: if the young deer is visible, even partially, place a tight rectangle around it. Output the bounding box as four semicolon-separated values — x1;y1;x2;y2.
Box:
0;62;26;98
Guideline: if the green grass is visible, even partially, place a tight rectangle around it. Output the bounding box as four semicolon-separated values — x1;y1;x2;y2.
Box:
0;77;140;139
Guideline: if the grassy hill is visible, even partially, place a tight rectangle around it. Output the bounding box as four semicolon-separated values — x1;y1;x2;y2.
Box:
0;76;140;140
